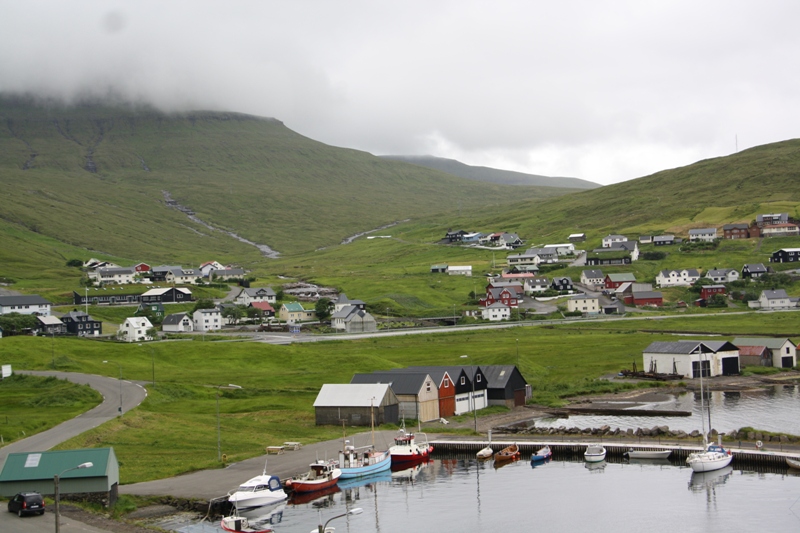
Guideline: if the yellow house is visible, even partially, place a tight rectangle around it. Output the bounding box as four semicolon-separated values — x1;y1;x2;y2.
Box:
279;302;316;323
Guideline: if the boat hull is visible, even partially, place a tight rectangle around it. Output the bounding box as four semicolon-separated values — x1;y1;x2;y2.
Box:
390;445;434;464
338;451;392;479
531;446;552;463
221;516;273;533
494;444;520;462
626;450;672;460
584;446;606;463
285;472;341;493
787;457;800;470
687;453;732;473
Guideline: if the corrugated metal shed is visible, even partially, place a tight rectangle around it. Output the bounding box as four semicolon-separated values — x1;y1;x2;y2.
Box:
313;384;399;426
0;448;119;499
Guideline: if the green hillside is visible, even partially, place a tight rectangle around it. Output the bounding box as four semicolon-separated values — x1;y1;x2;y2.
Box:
0;96;577;272
380;155;600;189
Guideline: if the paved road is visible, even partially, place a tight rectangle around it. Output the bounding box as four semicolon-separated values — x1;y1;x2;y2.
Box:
121;429;402;500
0;508;114;533
0;371;148;468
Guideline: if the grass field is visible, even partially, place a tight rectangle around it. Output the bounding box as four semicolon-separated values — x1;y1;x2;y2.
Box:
1;310;798;482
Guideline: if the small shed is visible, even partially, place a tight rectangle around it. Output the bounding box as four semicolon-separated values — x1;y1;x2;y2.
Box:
351;372;440;422
0;448;119;506
313;384;399;426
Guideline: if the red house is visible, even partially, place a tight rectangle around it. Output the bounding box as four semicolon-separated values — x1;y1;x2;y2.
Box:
134;262;151;273
604;273;636;289
480;287;519;308
625;291;663;306
700;285;726;300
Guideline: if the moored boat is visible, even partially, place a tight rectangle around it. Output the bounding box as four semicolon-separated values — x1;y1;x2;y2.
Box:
685;353;732;474
284;460;341;493
530;445;552;463
584;444;606;463
476;429;494;460
625;448;672;460
787;457;800;470
220;514;274;533
389;428;434;464
228;463;287;510
338;443;392;479
494;443;520;462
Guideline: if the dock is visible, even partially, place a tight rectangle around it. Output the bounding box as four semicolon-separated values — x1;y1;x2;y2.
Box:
431;438;799;470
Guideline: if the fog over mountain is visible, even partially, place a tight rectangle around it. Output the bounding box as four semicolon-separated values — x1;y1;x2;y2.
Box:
2;1;800;184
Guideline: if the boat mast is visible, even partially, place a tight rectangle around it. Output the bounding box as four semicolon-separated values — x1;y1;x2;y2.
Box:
370;396;375;448
699;351;707;447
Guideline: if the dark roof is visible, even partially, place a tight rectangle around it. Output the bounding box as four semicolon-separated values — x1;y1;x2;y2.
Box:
632;291;663;299
0;295;52;306
643;340;737;354
480;365;527;388
350;372;432;394
161;312;188;326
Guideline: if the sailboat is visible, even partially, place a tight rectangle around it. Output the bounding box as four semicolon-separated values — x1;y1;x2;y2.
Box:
338;398;392;479
476;429;493;460
686;356;732;473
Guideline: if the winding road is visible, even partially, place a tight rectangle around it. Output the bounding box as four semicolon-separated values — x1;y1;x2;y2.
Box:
0;371;147;468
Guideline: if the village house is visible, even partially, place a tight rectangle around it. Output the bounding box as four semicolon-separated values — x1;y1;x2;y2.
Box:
161;312;194;333
133;262;151;273
207;268;245;281
585;241;639;265
460;232;483;243
771;248;800;263
627;291;664;307
248;301;275;318
756;213;789;226
61;310;102;336
642;340;740;378
761;223;800;238
313;383;399;426
542;243;575;256
480;287;519;308
140;287;193;304
193;308;222;332
351;372;440;422
568;233;586;242
602;234;628;248
0;295;52;316
567;294;600;314
750;289;798;310
279;302;316;323
688;228;718;242
331;296;376;333
89;267;137;285
580;269;604;288
604;273;636;289
656;269;700;287
445;230;468;242
117;317;154;342
481;302;511;321
742;263;768;279
233;287;277;306
36;316;66;336
723;223;751;239
705;268;739;283
523;277;549;294
652;235;676;246
639;235;653;244
700;285;727;300
551;276;574;291
430;264;448;273
447;265;472;276
165;267;201;285
507;248;558;271
198;261;225;277
732;337;797;368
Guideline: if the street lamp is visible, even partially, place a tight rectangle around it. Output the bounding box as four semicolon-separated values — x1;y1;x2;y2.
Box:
54;462;93;533
317;507;363;533
103;360;122;415
217;384;242;461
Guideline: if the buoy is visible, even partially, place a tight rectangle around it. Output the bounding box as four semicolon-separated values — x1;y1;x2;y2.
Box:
755;440;763;449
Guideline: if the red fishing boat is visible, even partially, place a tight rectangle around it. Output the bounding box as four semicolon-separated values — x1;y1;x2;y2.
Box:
284;460;341;494
388;428;434;465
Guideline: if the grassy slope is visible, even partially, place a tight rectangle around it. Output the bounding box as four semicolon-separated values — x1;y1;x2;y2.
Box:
0;97;577;270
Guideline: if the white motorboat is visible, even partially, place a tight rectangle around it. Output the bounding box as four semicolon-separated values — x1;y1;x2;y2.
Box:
229;462;287;509
787;457;800;470
584;444;606;463
624;448;672;460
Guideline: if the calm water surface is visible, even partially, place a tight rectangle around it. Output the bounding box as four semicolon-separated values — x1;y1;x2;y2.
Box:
537;384;800;434
179;457;800;533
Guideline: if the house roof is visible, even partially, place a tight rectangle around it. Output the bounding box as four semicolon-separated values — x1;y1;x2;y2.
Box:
643;340;736;354
732;337;795;349
570;293;598;300
582;270;604;278
240;287;276;297
249;301;275;312
739;345;768;357
652;235;675;242
0;448;115;482
282;302;306;312
761;289;790;300
744;263;767;272
776;248;800;253
141;287;192;296
162;312;188;325
480;365;527;389
123;317;153;328
485;302;510;309
723;223;749;230
607;273;636;282
313;384;394;407
350;372;432;394
632;291;663;299
688;228;717;234
706;268;736;277
0;295;52;307
604;234;627;240
63;310;95;321
37;316;63;325
332;305;360;319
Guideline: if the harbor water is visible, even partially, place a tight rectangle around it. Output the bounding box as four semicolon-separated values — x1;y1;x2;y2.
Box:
175;456;800;533
536;384;800;434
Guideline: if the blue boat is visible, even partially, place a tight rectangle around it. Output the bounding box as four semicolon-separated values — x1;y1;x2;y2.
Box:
337;444;392;479
530;445;552;463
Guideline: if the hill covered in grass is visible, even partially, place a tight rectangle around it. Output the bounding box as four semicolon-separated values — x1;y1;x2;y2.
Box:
0;95;579;274
380;155;600;189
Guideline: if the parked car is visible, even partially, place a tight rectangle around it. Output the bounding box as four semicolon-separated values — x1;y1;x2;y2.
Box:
7;491;45;516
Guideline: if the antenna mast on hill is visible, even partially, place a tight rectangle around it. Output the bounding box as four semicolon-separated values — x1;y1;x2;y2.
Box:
735;134;738;153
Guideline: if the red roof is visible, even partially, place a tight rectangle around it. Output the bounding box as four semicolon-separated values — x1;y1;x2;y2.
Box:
249;302;275;312
739;345;768;356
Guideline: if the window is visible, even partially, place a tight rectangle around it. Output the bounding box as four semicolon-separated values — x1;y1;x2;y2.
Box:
477;374;482;382
444;378;450;388
460;377;465;385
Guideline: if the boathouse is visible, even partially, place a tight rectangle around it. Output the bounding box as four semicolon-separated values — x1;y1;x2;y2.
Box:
350;372;440;422
732;337;797;368
313;384;399;426
642;340;740;378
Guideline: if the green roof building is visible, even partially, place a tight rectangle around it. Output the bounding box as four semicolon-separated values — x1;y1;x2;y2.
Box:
0;448;119;506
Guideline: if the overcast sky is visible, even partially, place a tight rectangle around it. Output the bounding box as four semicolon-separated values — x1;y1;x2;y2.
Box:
2;1;799;185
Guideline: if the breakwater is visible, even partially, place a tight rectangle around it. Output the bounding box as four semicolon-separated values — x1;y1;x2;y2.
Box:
432;439;798;470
